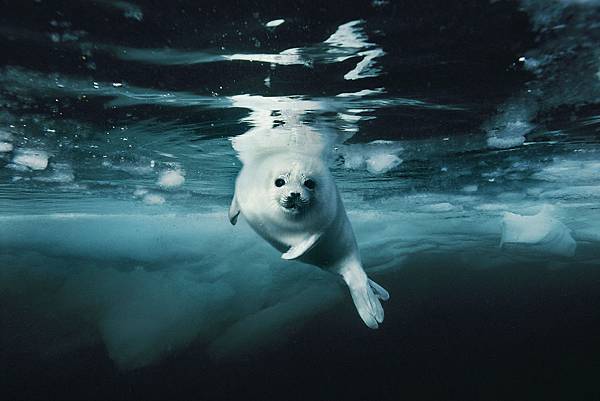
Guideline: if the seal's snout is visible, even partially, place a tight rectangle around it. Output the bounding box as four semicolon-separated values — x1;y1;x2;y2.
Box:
283;194;299;209
281;192;306;210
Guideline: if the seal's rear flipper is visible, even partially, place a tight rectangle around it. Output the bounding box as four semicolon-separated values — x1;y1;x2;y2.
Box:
229;195;240;225
368;278;390;301
342;266;389;329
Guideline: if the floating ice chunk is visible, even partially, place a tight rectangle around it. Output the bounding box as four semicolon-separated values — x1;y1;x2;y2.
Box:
342;140;403;174
484;103;534;149
133;188;149;197
365;153;402;174
501;206;576;257
265;19;285;28
157;169;185;189
143;193;165;205
12;149;49;170
419;202;460;213
487;134;526;149
33;163;74;183
0;142;13;152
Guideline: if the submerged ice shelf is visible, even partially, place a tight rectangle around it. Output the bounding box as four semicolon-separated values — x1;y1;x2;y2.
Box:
2;183;599;368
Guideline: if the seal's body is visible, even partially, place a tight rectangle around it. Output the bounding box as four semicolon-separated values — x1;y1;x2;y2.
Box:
229;151;389;329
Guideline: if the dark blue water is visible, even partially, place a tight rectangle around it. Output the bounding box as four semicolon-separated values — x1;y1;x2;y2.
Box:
1;0;600;399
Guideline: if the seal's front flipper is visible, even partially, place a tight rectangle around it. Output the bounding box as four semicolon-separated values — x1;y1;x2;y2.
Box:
229;195;240;225
342;264;389;329
281;233;321;260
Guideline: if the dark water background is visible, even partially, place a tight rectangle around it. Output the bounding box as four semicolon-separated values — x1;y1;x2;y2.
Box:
1;0;600;400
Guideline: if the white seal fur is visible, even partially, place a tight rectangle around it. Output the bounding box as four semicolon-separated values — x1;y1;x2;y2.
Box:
229;125;389;328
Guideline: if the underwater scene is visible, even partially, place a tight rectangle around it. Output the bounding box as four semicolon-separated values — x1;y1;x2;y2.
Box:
1;0;600;399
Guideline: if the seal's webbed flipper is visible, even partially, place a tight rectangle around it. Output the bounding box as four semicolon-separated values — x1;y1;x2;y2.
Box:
368;278;390;301
281;233;321;260
341;264;389;329
229;195;240;225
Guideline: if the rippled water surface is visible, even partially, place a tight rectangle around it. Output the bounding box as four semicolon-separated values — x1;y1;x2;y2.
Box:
1;1;600;400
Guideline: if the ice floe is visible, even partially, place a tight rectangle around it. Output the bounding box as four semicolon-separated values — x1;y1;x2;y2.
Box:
341;140;403;174
501;206;576;257
157;169;185;189
143;193;166;205
0;142;13;152
11;149;49;170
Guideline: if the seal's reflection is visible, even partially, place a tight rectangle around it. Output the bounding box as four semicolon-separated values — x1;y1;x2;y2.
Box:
229;98;389;329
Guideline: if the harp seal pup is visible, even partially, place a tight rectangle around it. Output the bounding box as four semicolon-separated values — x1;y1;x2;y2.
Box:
229;151;389;329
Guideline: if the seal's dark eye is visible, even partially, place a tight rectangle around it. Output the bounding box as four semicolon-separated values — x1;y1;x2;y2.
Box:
275;178;285;187
304;179;315;190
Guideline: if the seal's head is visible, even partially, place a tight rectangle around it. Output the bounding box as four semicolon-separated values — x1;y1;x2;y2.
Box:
264;156;334;218
273;174;314;215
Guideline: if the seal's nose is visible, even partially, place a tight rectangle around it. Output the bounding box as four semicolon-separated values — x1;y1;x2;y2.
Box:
290;192;300;199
